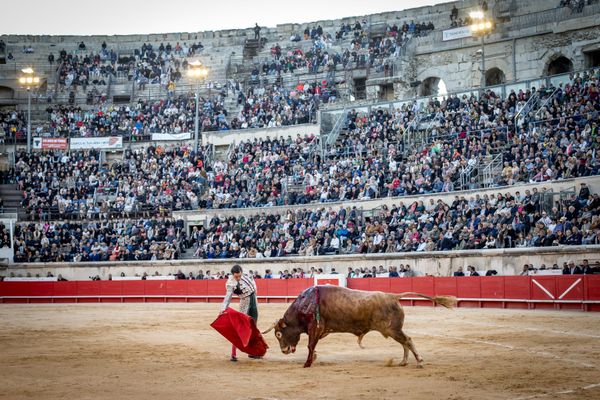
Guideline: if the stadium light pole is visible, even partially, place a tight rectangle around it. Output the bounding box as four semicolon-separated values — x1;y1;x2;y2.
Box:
187;60;209;154
469;11;494;91
18;67;41;153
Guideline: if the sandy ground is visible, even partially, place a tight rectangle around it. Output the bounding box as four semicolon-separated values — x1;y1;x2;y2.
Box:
0;303;599;400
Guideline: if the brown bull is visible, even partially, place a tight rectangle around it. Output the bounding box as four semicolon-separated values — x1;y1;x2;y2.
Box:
263;285;456;368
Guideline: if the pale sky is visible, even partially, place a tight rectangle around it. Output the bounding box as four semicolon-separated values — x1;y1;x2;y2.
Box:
3;0;450;36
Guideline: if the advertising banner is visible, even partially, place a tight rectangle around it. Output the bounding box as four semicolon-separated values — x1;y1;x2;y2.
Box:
151;132;192;141
32;138;68;150
442;26;472;41
70;136;123;150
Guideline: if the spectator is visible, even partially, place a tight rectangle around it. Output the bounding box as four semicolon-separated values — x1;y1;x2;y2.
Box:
562;260;583;274
13;217;185;263
580;259;594;274
254;23;261;39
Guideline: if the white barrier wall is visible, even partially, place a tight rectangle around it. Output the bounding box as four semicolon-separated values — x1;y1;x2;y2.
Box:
5;245;600;281
0;217;15;263
202;124;319;147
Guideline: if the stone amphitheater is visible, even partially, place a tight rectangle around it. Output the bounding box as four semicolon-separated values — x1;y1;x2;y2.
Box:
0;0;599;278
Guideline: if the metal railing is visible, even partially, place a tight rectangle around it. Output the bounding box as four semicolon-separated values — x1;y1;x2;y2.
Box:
204;143;215;166
482;153;503;188
325;107;346;147
456;162;477;191
18;205;175;222
533;85;561;119
514;91;539;128
226;141;235;161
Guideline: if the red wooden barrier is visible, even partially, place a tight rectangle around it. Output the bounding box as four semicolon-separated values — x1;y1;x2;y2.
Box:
287;278;312;298
389;277;412;294
503;276;530;310
0;277;598;311
584;275;600;311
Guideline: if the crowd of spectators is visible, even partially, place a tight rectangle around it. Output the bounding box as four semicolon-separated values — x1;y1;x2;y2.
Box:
6;259;598;278
40;81;326;136
12;217;186;263
346;264;417;278
118;41;204;88
187;70;599;209
198;134;317;208
0;221;10;249
14;146;207;221
230;84;322;129
262;44;343;76
517;259;599;275
39;92;229;138
259;18;433;88
55;47;118;89
265;18;433;78
0;109;26;143
186;182;600;260
337;69;599;193
558;0;591;13
14;69;600;216
52;41;206;93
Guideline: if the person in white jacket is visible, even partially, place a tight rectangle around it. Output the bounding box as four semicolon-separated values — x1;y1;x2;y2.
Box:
220;265;260;362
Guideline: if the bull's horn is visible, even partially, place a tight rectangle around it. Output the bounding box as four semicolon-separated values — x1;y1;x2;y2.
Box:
261;321;277;334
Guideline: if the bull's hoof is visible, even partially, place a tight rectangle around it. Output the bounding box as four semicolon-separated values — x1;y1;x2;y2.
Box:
416;363;424;369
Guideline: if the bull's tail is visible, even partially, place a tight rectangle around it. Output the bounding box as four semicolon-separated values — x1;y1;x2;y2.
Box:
394;292;457;309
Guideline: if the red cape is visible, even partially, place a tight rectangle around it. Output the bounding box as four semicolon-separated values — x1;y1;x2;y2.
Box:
210;307;269;356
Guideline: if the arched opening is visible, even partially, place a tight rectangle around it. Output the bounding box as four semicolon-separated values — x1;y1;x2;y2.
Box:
0;86;15;101
546;56;573;76
485;68;506;86
584;49;600;68
419;77;447;97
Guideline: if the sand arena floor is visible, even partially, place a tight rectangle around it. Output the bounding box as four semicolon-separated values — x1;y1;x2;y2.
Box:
0;303;599;400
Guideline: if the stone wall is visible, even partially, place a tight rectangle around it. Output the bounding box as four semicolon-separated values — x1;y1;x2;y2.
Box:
406;12;600;96
1;0;598;110
202;123;319;147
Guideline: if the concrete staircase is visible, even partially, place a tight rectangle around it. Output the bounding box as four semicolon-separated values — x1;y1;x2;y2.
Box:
243;39;264;60
223;95;242;119
213;145;231;162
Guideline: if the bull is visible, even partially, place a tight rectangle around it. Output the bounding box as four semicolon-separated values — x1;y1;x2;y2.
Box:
262;285;456;368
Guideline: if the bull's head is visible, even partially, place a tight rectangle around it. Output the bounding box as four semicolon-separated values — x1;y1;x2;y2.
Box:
262;319;301;355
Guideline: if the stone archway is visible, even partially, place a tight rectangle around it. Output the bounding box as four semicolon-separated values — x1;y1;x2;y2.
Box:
419;77;447;97
0;86;14;101
545;55;573;76
485;67;506;86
